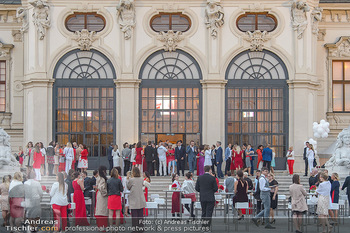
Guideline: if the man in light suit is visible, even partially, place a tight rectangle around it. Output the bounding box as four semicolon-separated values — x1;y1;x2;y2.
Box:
224;143;232;176
175;140;186;176
186;140;198;173
216;141;224;178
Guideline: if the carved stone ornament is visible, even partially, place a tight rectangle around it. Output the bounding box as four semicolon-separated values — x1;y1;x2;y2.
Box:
12;30;22;42
73;29;97;51
317;29;326;41
244;30;271;51
116;0;136;40
311;7;323;35
30;0;51;40
0;41;14;58
205;0;224;38
291;0;310;39
157;30;184;52
325;36;350;57
16;7;29;34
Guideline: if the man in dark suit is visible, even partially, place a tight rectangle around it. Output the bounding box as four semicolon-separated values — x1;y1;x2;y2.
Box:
82;171;93;216
216;141;224;178
175;140;186;176
195;165;218;230
342;172;350;210
107;143;114;175
303;142;309;176
262;143;272;171
144;141;154;175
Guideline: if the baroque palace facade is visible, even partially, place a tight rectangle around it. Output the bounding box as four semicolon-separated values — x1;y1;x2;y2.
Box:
0;0;349;170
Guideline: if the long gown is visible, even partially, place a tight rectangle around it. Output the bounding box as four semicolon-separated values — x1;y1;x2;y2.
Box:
72;180;90;226
197;152;205;176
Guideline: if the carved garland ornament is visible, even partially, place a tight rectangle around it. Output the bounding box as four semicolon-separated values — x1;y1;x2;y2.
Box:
205;0;224;38
30;0;51;40
116;0;136;40
157;30;184;52
244;30;271;52
73;29;97;51
325;37;350;57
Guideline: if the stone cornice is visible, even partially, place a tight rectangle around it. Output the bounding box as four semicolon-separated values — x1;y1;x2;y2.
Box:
114;79;141;88
287;80;321;90
22;79;55;89
200;80;227;89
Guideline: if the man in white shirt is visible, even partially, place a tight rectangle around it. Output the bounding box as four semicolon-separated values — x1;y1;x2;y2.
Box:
252;167;275;229
157;142;168;176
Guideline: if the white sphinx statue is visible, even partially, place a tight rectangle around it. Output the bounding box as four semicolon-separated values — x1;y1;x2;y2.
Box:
0;128;20;170
325;126;350;171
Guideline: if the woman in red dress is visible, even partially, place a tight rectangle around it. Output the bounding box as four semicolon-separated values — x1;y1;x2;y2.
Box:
232;146;244;171
107;168;123;229
135;141;143;170
33;146;42;181
171;174;183;218
256;145;264;170
143;172;151;217
72;172;89;226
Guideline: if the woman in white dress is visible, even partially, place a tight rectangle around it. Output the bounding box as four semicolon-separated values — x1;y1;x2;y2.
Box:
204;145;212;167
112;145;121;168
307;144;315;173
130;143;136;170
122;171;132;217
316;172;332;233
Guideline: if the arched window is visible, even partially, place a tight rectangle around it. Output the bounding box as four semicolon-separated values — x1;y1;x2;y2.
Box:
53;49;116;166
226;50;288;166
139;50;202;145
237;12;277;32
65;13;105;32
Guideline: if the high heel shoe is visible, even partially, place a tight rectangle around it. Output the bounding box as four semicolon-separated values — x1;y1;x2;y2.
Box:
270;219;276;224
238;215;244;220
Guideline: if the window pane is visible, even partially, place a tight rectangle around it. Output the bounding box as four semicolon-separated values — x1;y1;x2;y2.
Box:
333;84;343;111
345;62;350;80
237;14;256;32
151;15;170;32
345;85;350;111
257;15;276;32
66;14;85;31
86;14;105;32
333;62;343;80
171;15;190;32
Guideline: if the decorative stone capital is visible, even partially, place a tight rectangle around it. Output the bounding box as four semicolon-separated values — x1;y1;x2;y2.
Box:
157;30;184;52
114;79;141;88
325;36;350;58
116;0;136;40
291;0;310;39
0;41;14;59
205;0;224;38
73;29;97;51
200;80;227;89
30;0;51;40
243;30;271;51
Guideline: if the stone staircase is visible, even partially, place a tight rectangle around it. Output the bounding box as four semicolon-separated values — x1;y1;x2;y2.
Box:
39;171;311;210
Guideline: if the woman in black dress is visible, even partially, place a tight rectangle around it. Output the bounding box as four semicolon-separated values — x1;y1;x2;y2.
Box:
233;170;248;220
268;173;279;224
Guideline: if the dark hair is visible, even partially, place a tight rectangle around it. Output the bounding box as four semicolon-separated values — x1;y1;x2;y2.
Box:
73;171;80;179
227;171;231;177
82;171;87;176
116;166;122;177
204;165;211;173
93;170;98;176
98;166;107;182
148;141;152;145
123;142;128;148
237;170;243;179
190;140;194;143
111;168;119;178
68;169;75;180
171;173;177;183
258;145;263;150
144;171;151;182
83;144;87;150
212;144;216;148
243;143;247;147
256;170;261;173
185;172;192;179
57;172;65;194
136;141;142;148
49;141;55;147
132;167;141;177
292;174;300;184
199;145;204;151
177;140;182;144
261;167;268;172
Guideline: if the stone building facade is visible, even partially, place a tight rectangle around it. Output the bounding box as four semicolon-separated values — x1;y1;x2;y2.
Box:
0;0;349;170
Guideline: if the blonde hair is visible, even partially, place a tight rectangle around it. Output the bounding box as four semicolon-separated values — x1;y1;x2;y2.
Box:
66;142;72;148
236;146;241;152
204;144;209;151
126;171;132;179
309;144;314;151
2;175;11;190
13;172;23;182
332;173;339;180
114;145;118;151
269;173;275;179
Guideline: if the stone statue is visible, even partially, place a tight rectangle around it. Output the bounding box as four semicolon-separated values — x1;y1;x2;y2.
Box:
0;128;19;169
30;0;51;40
245;30;270;51
311;7;323;35
16;7;29;34
74;29;97;51
291;0;310;39
205;0;224;38
116;0;136;40
325;127;350;168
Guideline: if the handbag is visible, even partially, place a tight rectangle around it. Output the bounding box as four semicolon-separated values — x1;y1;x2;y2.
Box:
313;158;317;167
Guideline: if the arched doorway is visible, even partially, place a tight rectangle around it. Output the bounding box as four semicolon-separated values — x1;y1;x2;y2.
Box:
139;50;202;146
53;49;116;168
225;50;289;169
